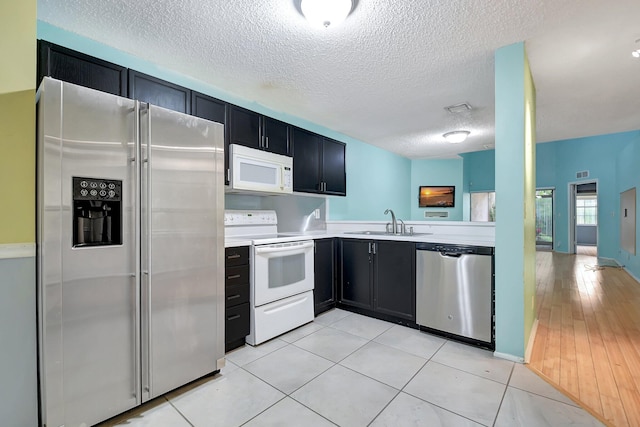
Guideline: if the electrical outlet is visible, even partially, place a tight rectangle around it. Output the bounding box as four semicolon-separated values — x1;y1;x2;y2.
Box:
314;209;320;219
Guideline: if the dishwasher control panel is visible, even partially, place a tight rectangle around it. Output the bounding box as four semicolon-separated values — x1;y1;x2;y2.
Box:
416;242;494;256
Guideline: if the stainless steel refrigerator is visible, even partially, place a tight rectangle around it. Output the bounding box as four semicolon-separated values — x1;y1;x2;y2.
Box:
36;77;225;427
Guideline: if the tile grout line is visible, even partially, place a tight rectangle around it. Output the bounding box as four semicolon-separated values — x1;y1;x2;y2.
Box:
165;396;196;427
491;362;515;427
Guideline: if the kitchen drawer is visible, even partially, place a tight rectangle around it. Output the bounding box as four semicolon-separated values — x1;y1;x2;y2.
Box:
225;246;249;267
225;283;249;308
225;265;249;287
225;303;250;345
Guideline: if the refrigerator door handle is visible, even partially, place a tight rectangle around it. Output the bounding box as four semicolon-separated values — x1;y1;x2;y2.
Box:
133;102;142;402
141;103;153;398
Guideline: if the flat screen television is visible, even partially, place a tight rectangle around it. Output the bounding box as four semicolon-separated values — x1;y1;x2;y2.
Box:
419;186;455;208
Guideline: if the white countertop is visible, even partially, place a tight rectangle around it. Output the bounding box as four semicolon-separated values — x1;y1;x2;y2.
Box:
225;230;495;248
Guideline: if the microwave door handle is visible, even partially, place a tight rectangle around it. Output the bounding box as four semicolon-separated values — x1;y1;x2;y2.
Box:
254;241;315;254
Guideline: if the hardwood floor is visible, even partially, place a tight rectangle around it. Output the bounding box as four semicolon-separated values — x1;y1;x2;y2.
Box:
577;245;598;256
529;251;640;426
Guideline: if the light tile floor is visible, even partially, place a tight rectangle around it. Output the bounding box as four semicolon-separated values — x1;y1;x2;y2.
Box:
102;309;604;427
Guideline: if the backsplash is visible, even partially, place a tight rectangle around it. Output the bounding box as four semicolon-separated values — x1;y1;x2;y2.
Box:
225;193;327;233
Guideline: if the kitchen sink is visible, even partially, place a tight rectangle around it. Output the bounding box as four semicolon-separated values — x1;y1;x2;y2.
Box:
343;230;432;237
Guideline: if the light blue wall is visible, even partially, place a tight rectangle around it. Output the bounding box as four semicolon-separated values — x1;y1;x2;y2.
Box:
329;140;411;220
463;130;640;280
539;136;624;256
38;21;411;222
494;42;533;359
461;150;495;192
0;256;37;427
615;132;640;279
409;158;463;221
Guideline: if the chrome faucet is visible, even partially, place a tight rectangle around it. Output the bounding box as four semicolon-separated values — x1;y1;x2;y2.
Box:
384;209;397;234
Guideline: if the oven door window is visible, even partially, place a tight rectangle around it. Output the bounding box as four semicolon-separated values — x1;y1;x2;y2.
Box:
269;253;305;288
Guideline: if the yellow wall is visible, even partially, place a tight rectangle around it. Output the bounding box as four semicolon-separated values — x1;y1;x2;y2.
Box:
523;51;537;348
0;1;37;244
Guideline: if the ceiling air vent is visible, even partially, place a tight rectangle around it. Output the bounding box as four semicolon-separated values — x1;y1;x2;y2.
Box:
576;170;589;179
425;211;449;218
445;103;472;114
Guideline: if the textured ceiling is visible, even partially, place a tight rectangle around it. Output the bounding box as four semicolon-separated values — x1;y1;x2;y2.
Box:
37;0;640;159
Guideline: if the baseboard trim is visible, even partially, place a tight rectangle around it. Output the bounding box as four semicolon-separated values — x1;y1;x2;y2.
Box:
525;319;539;363
0;243;36;259
494;351;525;363
623;266;640;285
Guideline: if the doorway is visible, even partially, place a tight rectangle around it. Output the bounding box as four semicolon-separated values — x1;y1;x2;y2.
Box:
568;181;598;255
535;189;554;250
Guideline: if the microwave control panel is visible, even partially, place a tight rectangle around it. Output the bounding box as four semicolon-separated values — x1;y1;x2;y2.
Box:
283;166;292;189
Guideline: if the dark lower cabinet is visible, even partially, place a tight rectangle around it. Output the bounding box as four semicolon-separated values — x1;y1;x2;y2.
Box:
339;239;416;325
373;241;416;321
340;239;373;310
128;70;191;114
225;246;250;352
37;40;127;96
314;238;337;315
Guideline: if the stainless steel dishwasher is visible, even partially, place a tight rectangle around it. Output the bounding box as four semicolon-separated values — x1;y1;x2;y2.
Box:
416;243;494;346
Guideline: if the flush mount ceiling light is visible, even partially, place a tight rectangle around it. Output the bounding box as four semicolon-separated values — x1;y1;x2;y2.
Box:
300;0;353;28
443;130;470;143
633;39;640;58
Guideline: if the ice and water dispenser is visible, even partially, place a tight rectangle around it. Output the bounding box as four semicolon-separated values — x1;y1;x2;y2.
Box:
72;177;122;247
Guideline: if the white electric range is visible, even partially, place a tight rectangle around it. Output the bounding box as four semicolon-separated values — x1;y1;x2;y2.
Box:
224;210;315;345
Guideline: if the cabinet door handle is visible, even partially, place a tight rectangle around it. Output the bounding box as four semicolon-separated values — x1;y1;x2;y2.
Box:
227;314;241;321
227;274;241;280
227;294;241;300
372;243;376;255
227;254;241;260
368;242;372;254
265;136;269;149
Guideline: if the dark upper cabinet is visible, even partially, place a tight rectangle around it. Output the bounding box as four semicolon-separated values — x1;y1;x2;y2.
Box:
128;70;190;114
37;40;127;96
292;127;323;193
191;92;226;124
340;239;373;310
373;241;416;321
322;138;347;195
292;127;346;196
229;106;261;150
339;239;416;323
228;106;291;156
191;92;230;184
262;117;290;156
314;238;337;316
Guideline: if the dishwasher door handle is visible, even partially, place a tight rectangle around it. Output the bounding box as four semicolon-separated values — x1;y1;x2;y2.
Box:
441;252;462;258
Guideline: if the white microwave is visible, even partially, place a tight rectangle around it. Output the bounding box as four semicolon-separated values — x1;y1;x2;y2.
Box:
229;144;293;194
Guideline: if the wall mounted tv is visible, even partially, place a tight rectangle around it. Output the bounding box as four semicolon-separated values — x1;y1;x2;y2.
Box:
419;186;455;208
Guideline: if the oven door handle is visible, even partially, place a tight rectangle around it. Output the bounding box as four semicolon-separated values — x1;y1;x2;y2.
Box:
254;241;314;254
